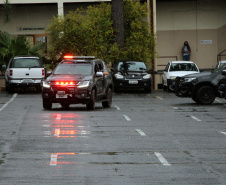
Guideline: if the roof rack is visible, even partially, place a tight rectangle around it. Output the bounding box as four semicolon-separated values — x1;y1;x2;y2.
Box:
64;56;95;59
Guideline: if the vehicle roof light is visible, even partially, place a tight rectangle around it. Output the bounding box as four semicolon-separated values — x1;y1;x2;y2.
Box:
63;56;95;59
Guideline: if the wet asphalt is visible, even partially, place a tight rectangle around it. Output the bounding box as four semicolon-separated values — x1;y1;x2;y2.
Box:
0;89;226;185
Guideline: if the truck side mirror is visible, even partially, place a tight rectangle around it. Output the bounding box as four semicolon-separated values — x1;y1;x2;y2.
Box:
221;70;226;76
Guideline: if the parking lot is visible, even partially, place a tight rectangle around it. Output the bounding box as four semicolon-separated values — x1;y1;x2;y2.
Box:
0;90;226;185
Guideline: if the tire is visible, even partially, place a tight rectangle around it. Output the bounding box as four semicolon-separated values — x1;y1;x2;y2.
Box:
196;86;215;105
8;84;14;93
167;85;171;92
163;85;167;91
61;103;70;109
36;85;42;93
192;96;200;103
114;86;119;93
87;89;96;110
144;86;151;93
43;98;52;110
102;88;112;108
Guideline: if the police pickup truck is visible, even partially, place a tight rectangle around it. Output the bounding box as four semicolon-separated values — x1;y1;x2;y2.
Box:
175;64;226;104
42;56;113;110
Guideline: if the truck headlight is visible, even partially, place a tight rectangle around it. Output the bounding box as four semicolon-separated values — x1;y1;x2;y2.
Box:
77;81;90;88
184;77;197;83
143;74;152;79
169;76;177;80
115;73;123;79
43;81;50;88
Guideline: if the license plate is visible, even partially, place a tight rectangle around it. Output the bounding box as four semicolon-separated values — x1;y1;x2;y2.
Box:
129;80;138;84
56;91;67;98
56;94;68;98
22;79;33;83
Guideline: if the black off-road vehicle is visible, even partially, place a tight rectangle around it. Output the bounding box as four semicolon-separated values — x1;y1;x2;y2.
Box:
42;56;113;110
174;64;226;104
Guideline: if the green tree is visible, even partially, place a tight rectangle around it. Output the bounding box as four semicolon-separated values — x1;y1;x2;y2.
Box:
0;31;44;73
47;1;156;67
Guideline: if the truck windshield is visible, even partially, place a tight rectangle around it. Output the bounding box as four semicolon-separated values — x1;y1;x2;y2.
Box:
212;63;226;73
54;64;92;75
12;58;43;68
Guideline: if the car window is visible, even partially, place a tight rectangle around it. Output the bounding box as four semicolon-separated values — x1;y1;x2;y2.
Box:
118;61;147;71
169;63;198;72
54;64;92;75
12;58;43;68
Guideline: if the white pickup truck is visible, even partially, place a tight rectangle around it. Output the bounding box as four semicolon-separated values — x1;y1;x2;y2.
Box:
4;56;45;92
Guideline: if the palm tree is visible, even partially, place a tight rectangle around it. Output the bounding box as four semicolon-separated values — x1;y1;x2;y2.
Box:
0;31;44;73
3;0;12;24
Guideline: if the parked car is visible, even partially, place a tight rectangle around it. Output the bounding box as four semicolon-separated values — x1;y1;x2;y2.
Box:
174;63;226;104
111;61;152;93
162;61;200;91
3;55;45;93
42;56;113;110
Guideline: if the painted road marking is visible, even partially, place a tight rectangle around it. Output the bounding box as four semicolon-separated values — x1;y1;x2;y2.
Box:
0;93;17;112
114;105;121;110
190;115;202;122
136;129;146;136
123;115;131;121
154;152;171;166
56;114;61;120
50;153;58;166
172;106;179;110
155;96;163;100
220;131;226;136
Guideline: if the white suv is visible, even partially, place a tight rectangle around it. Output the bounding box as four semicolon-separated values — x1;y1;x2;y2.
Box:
4;56;45;93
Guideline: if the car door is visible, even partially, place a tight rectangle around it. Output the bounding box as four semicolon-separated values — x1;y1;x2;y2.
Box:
163;63;170;86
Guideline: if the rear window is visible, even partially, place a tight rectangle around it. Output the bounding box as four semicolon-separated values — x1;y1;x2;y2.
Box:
54;64;92;75
12;58;43;68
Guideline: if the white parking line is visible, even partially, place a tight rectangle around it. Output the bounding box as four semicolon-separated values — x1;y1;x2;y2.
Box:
154;152;171;166
220;131;226;136
172;106;179;110
155;96;163;100
50;153;58;166
114;105;121;110
135;129;146;136
123;115;131;121
190;115;202;122
0;93;17;112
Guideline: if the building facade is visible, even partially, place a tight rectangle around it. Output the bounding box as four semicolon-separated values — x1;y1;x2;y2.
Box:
0;0;226;89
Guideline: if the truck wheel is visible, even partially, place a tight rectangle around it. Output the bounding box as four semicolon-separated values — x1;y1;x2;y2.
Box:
87;89;96;110
43;98;52;110
197;86;215;105
144;86;152;93
102;88;112;108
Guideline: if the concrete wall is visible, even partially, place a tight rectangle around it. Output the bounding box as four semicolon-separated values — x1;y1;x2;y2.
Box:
155;0;226;89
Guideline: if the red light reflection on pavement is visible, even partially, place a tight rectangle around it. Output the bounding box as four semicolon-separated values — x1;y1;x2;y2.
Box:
50;113;85;138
